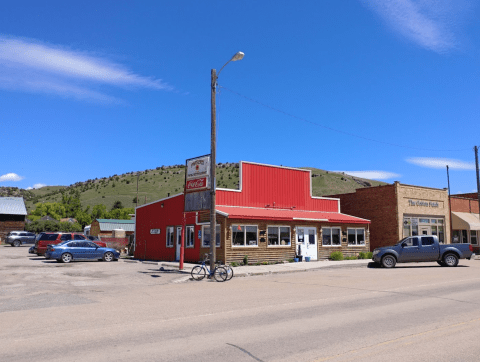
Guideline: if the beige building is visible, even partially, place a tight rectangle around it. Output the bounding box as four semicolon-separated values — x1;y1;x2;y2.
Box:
331;182;451;250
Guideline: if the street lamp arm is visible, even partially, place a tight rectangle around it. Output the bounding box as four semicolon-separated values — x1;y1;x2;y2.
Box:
217;51;244;79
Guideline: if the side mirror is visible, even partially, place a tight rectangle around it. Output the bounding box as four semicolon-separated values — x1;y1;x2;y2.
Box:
401;242;407;248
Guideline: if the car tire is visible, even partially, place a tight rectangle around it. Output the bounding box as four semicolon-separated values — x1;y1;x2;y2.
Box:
13;240;20;247
103;252;114;262
443;253;459;267
437;261;446;267
61;253;73;263
381;255;396;268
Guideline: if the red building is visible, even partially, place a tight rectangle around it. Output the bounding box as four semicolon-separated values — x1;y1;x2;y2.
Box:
134;162;370;263
450;194;480;252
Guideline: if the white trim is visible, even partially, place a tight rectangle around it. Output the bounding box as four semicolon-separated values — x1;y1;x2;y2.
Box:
321;227;342;247
338;212;371;223
231;224;259;247
293;218;329;222
135;193;184;210
216;209;229;217
266;225;292;247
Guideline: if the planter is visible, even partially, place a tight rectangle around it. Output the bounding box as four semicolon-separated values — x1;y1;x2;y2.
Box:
296;255;303;262
305;256;311;262
293;258;299;262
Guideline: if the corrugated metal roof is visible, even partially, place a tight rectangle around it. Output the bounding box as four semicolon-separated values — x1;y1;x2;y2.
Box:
216;206;370;224
0;197;27;215
97;219;135;232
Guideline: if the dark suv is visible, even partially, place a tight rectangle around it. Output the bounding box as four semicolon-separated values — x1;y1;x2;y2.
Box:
5;231;36;247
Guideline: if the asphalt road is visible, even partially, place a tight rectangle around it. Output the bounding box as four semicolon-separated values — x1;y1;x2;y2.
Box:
2;245;480;361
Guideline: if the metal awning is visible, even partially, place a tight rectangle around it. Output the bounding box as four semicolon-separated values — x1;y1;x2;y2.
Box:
451;212;480;230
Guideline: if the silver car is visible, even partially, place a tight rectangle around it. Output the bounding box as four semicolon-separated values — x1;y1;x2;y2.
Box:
5;231;36;247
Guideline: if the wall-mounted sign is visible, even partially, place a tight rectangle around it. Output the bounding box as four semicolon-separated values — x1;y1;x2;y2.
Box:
408;199;439;208
186;177;209;191
150;229;161;234
186;155;210;180
185;155;211;211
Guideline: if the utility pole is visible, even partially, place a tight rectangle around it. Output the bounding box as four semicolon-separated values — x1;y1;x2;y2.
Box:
447;165;452;244
210;68;217;273
475;146;480;221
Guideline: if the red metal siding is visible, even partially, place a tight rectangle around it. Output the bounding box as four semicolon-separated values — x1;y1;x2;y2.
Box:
134;195;202;261
217;162;338;212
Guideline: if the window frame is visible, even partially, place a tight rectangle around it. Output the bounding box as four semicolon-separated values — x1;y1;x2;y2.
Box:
231;224;259;248
201;225;221;248
267;225;291;247
166;226;174;248
185;225;195;248
321;227;342;247
347;228;366;246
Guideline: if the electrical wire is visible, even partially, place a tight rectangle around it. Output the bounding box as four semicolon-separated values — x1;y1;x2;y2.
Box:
219;86;471;153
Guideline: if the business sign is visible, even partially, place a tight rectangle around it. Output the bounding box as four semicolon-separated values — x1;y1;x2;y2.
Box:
185;155;211;212
150;229;161;234
408;199;439;208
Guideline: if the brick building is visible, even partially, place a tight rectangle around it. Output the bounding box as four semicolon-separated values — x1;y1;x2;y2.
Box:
450;194;480;252
0;197;27;243
329;182;451;251
135;161;370;263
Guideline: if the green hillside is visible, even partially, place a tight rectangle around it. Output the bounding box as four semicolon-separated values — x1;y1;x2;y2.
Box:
15;163;388;213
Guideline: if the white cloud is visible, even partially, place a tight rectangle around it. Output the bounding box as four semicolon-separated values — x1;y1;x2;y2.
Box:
0;36;172;103
33;183;47;189
337;171;400;180
363;0;469;53
0;173;24;182
406;157;474;170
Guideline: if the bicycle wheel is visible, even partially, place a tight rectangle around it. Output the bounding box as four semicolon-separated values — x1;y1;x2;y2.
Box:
226;265;234;281
191;266;206;281
213;266;228;282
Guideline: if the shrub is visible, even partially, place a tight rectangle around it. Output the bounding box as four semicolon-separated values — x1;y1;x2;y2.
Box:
230;261;239;267
243;255;248;266
358;252;373;259
288;258;295;263
344;256;357;260
261;261;269;265
330;251;344;261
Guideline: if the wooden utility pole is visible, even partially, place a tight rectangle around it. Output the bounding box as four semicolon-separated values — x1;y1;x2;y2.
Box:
447;165;452;243
475;146;480;220
210;68;217;272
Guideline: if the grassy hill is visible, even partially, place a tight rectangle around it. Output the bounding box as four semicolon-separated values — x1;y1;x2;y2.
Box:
14;163;388;213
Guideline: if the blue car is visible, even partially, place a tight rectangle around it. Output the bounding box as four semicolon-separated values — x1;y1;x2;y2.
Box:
45;240;120;263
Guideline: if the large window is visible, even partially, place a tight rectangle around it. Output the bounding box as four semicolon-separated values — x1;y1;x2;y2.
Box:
232;225;258;247
186;225;195;248
267;226;291;246
202;225;220;248
347;228;365;246
166;226;174;247
322;227;341;246
471;230;478;245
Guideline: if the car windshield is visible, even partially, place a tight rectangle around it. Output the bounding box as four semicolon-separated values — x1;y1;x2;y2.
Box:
395;237;409;246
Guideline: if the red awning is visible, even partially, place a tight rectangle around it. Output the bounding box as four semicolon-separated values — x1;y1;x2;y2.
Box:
215;206;369;224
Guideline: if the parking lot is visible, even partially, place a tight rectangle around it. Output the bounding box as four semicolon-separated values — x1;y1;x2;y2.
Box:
3;244;480;362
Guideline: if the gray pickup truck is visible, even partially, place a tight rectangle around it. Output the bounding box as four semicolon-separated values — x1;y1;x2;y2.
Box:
372;235;473;268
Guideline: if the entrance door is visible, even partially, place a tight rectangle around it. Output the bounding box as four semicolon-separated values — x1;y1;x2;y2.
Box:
420;226;431;235
296;227;317;260
175;226;182;261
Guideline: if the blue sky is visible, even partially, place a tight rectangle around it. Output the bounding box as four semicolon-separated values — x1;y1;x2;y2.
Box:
1;0;479;194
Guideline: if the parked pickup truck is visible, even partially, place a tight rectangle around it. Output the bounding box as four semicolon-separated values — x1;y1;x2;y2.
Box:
372;235;474;268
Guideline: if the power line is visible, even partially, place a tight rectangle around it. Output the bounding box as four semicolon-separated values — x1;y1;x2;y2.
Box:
219;86;470;152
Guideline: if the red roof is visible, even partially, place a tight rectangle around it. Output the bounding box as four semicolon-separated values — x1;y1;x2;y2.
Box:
216;206;370;224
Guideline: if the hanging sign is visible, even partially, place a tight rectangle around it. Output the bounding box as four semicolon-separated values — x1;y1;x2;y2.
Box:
185;155;211;212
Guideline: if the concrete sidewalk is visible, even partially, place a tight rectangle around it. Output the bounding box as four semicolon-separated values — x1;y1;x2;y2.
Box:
159;258;372;277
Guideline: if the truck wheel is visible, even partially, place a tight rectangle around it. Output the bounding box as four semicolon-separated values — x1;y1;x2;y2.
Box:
381;255;396;268
443;253;458;267
437;261;446;267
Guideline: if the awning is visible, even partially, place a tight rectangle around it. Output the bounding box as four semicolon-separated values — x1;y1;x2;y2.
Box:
451;212;480;230
216;206;370;224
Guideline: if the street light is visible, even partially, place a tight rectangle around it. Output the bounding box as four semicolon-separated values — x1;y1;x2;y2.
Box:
210;52;244;272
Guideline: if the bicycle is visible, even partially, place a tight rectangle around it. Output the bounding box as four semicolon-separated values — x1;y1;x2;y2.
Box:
216;260;234;281
191;254;228;282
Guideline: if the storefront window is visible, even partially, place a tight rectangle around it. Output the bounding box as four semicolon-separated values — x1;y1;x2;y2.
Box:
347;228;365;246
231;225;258;247
461;230;468;243
471;231;478;245
431;225;437;236
438;226;444;243
186;225;195;248
452;230;460;243
267;226;291;246
419;218;430;223
322;228;341;246
202;225;220;247
166;226;174;247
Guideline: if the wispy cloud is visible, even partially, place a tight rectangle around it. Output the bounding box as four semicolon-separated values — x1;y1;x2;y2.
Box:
363;0;469;53
338;171;400;180
0;36;171;103
407;157;474;170
0;173;24;182
26;184;46;190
